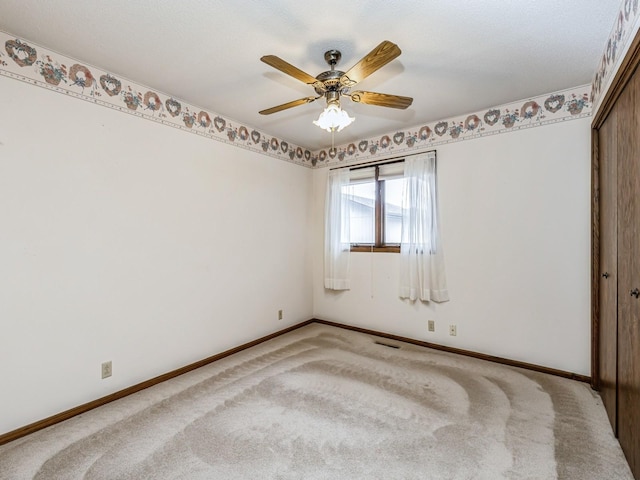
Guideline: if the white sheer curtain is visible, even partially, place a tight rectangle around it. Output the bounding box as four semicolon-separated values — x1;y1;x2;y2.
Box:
399;152;449;302
324;169;351;290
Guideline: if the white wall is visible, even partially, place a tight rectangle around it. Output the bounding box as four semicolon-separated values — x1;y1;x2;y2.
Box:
0;76;313;435
313;118;592;375
0;70;593;436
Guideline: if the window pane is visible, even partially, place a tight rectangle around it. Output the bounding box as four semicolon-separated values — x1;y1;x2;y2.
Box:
344;181;375;244
384;178;404;244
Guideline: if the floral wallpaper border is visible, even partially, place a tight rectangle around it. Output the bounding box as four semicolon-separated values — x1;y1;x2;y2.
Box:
1;30;593;170
313;85;592;168
591;0;640;115
0;31;314;167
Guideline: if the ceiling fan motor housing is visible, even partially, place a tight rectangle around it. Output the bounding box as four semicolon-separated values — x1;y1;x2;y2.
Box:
314;49;350;99
315;70;347;96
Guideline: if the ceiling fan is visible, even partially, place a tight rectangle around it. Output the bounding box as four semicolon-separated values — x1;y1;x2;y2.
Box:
259;40;413;127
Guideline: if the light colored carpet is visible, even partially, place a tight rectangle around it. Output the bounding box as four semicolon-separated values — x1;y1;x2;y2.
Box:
0;323;633;479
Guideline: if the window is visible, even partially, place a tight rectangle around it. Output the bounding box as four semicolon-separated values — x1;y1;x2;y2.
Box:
342;162;405;252
325;151;448;300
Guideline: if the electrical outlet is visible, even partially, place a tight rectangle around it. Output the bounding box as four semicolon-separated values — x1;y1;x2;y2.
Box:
428;320;435;332
278;309;283;321
449;325;457;336
101;361;112;379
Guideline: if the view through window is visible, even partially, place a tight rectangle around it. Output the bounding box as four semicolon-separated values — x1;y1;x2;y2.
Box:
342;162;404;250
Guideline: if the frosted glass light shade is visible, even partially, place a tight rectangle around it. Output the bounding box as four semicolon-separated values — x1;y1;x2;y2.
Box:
313;104;355;132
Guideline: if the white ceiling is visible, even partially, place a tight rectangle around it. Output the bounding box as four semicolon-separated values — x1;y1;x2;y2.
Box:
0;0;621;151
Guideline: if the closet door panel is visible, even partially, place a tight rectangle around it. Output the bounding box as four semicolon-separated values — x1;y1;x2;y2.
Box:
616;67;640;478
598;107;618;433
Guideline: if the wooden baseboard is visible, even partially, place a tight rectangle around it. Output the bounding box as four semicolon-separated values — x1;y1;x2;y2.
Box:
0;319;314;446
312;318;592;384
0;316;590;446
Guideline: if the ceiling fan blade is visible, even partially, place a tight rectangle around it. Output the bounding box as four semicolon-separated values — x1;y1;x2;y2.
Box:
349;91;413;109
259;96;319;115
261;55;324;91
340;41;402;87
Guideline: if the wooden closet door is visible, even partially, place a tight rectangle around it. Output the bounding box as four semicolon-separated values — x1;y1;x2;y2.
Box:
616;65;640;477
598;106;618;433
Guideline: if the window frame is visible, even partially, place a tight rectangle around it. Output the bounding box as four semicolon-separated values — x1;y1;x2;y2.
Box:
349;162;403;253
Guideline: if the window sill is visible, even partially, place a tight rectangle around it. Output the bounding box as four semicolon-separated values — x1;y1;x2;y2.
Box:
351;245;400;253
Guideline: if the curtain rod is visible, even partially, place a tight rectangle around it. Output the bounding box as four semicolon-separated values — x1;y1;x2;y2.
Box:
329;149;437;170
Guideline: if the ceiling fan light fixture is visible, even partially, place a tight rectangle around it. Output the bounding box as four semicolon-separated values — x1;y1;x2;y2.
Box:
313;103;355;132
